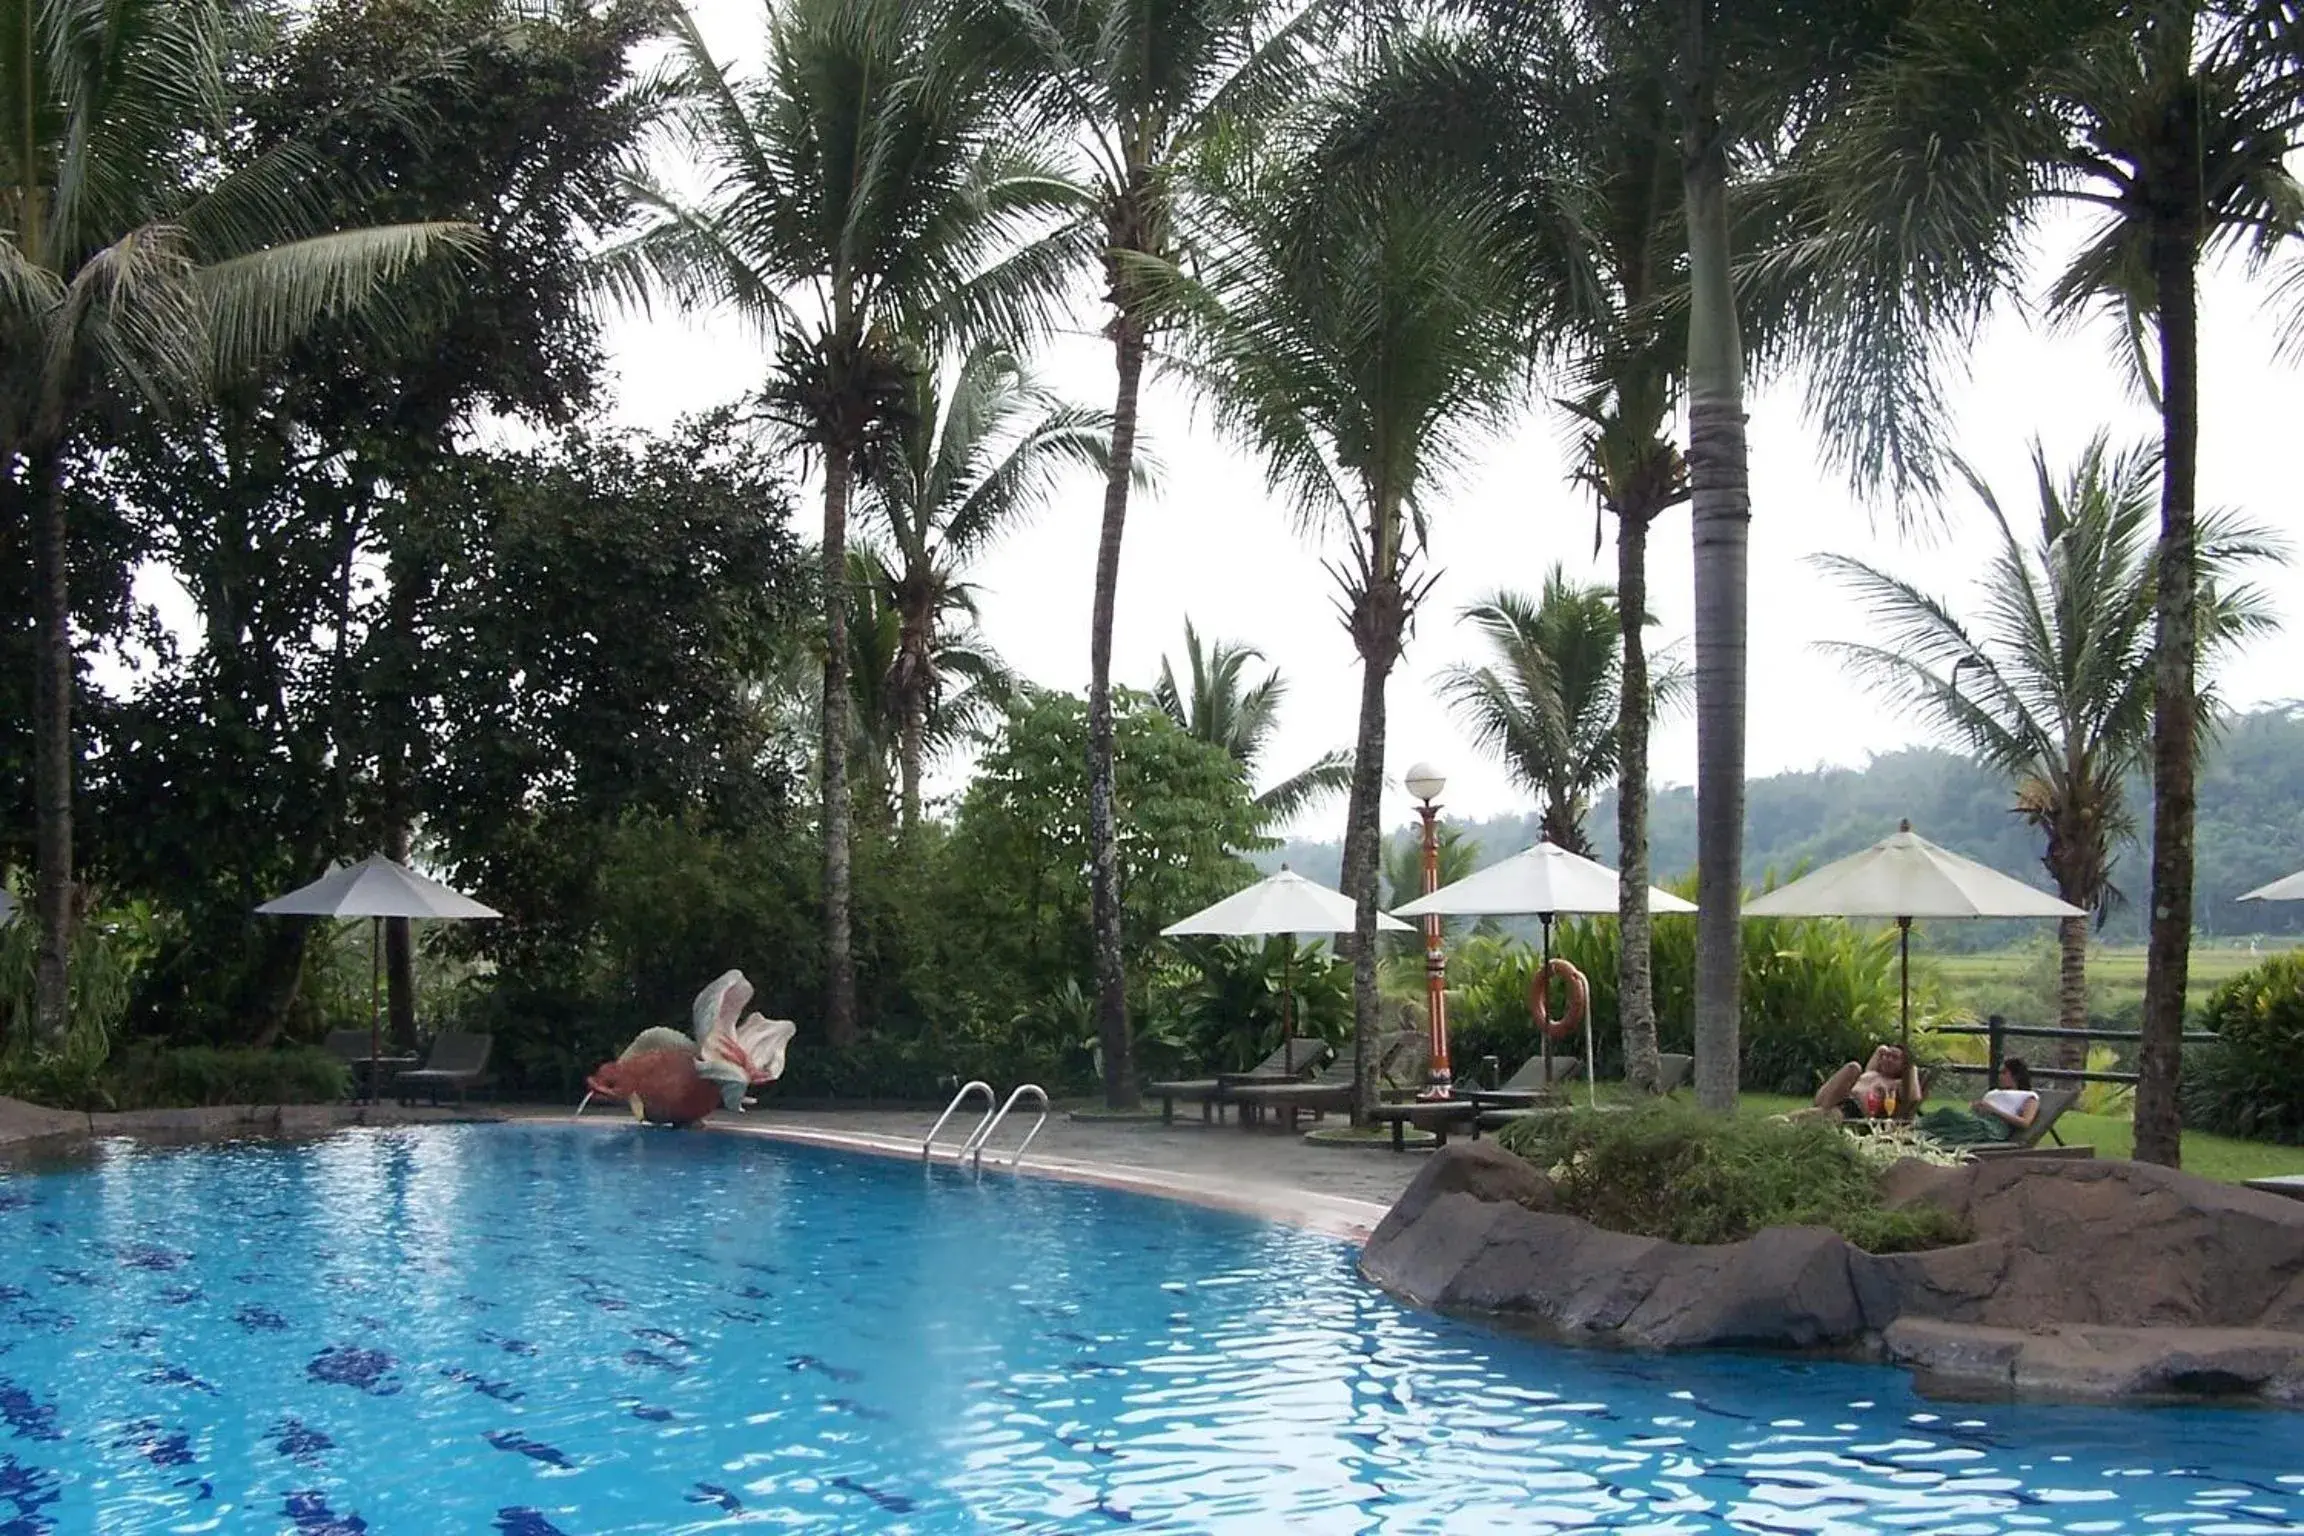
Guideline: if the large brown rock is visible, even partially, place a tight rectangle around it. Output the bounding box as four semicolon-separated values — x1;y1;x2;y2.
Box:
0;1094;87;1149
1362;1141;2304;1402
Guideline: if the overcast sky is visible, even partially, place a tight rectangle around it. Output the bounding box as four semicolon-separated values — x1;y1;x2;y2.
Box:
599;5;2302;846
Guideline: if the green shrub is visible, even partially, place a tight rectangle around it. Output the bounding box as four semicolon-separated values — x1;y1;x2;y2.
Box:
1438;887;1906;1094
1493;1104;1969;1253
2184;952;2304;1143
103;1046;351;1109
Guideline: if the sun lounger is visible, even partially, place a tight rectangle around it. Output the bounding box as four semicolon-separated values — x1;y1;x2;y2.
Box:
1968;1086;2090;1159
1147;1036;1328;1124
393;1031;495;1107
1228;1033;1424;1131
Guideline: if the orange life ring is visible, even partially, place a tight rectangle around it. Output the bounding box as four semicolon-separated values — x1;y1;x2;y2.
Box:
1528;958;1589;1041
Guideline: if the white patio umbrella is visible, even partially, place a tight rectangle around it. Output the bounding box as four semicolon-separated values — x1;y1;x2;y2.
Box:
1742;820;2083;1043
1393;841;1698;1104
1161;868;1411;1041
2240;868;2304;903
258;854;501;1098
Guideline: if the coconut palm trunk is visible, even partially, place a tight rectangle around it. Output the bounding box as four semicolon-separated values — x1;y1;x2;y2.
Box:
1342;565;1405;1122
23;446;73;1044
2056;910;2090;1046
1679;0;1747;1114
1616;505;1660;1092
1088;316;1149;1108
2135;132;2204;1168
821;443;860;1047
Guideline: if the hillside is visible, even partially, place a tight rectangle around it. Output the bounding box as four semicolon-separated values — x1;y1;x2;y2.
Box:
1259;704;2304;942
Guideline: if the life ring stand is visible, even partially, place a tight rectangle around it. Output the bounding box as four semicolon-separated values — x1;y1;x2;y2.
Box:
1529;957;1589;1041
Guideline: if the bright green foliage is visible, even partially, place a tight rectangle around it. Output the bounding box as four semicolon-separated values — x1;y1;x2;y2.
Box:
942;691;1270;1013
1166;933;1351;1072
1443;890;1905;1096
2185;953;2304;1144
1494;1104;1969;1252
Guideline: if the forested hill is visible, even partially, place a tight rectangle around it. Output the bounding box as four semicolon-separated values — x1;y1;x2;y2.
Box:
1259;705;2304;940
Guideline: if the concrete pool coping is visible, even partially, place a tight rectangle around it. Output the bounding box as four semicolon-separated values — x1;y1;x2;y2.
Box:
553;1113;1396;1242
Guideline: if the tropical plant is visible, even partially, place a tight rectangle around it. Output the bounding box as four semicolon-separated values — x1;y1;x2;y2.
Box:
1817;435;2281;1052
866;344;1112;831
1161;30;1535;1118
617;0;1075;1045
1440;568;1687;858
0;0;477;1044
1155;621;1353;826
2184;951;2304;1144
1784;0;2304;1163
976;0;1343;1109
844;544;1018;828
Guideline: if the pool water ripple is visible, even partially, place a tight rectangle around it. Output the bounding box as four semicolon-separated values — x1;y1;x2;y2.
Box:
0;1124;2301;1532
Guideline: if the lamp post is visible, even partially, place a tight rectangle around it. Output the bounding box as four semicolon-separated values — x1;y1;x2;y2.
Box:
1404;762;1453;1098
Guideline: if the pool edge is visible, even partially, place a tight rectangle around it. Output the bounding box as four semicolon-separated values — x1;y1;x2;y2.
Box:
535;1113;1390;1243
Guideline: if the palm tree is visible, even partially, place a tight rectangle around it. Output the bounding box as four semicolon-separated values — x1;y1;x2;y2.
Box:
843;545;1019;829
866;344;1110;832
1785;0;2304;1162
977;0;1342;1109
1154;621;1352;825
1441;569;1687;859
618;0;1074;1045
1817;435;2281;1047
1162;30;1532;1118
1;0;475;1042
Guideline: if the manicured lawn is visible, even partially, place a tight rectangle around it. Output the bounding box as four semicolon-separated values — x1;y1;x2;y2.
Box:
1732;1091;2304;1184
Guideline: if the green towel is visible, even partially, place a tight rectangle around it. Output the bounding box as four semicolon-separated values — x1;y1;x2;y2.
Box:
1918;1106;2016;1146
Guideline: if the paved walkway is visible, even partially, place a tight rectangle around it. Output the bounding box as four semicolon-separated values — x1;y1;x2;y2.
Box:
723;1103;1426;1238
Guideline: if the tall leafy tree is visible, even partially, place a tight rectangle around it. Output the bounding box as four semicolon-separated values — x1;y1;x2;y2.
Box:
1441;569;1687;860
619;0;1074;1044
1162;30;1532;1116
865;344;1108;832
977;0;1341;1108
1817;436;2280;1047
1154;621;1352;825
1785;0;2304;1161
1;0;476;1043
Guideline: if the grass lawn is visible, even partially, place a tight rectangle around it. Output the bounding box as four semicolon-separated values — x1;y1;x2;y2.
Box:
1733;1091;2304;1184
1928;942;2282;1017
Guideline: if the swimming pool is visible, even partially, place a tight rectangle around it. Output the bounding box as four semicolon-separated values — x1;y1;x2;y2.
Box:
1;1124;2299;1533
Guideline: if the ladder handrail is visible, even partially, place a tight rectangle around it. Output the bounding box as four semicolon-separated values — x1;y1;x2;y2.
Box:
962;1083;1049;1171
923;1079;996;1161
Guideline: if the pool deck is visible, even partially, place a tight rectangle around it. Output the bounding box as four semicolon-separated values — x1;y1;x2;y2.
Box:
704;1104;1414;1241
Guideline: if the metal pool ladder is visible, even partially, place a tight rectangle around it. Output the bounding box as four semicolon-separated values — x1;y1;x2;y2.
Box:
923;1081;1049;1171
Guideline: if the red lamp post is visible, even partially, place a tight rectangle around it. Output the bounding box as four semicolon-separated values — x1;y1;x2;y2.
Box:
1404;763;1452;1098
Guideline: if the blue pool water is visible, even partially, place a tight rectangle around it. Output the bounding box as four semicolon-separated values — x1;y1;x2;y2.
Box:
1;1126;2301;1533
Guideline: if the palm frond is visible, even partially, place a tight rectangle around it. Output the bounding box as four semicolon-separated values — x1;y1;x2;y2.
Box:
194;221;483;380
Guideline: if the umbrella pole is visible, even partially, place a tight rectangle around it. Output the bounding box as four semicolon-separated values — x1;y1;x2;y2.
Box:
1898;916;1912;1048
1539;913;1555;1085
1283;935;1295;1049
369;916;382;1105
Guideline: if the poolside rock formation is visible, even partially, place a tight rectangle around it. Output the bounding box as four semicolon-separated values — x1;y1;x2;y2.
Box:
1361;1141;2304;1404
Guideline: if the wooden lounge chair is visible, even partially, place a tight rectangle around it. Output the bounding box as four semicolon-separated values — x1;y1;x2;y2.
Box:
393;1031;495;1108
1147;1036;1328;1124
1228;1033;1424;1131
1969;1086;2092;1159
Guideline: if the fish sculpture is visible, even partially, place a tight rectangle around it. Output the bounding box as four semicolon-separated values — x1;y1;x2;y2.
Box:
584;970;795;1127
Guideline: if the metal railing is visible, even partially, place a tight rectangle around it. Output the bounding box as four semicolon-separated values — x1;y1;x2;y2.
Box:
922;1080;996;1161
958;1084;1049;1172
1932;1013;2221;1086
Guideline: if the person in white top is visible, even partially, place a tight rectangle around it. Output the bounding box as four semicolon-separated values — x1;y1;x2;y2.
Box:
1919;1057;2041;1146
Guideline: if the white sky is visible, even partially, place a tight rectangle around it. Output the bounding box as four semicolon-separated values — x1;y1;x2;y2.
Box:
599;148;2304;844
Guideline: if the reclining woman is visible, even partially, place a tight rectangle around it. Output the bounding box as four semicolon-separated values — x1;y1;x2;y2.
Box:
1918;1057;2040;1147
1813;1043;1923;1121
